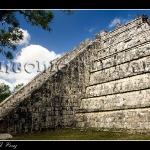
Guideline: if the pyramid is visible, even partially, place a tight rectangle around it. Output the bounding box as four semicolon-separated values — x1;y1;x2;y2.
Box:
1;14;150;135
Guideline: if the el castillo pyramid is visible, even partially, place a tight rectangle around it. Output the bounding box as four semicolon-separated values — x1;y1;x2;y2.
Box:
1;14;150;135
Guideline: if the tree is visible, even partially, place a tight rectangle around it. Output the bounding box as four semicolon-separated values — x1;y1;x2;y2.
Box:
0;10;74;59
12;83;24;93
0;82;24;103
0;83;11;103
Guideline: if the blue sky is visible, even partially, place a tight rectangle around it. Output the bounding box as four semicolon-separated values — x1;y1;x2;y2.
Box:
1;9;150;91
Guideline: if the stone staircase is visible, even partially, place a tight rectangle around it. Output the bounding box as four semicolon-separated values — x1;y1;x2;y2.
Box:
2;15;150;135
0;38;93;120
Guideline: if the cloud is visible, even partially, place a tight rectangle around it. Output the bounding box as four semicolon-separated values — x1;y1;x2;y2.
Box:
109;18;121;28
0;79;14;92
108;17;132;28
0;45;61;92
18;28;30;46
9;28;30;46
89;27;96;33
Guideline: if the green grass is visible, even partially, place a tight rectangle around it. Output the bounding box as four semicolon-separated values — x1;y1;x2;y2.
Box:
12;128;150;140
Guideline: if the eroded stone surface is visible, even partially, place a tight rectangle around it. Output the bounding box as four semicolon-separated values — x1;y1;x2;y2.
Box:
1;15;150;135
0;133;13;140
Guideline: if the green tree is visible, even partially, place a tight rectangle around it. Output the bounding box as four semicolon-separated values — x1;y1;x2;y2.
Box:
0;10;74;59
12;83;24;93
0;82;11;103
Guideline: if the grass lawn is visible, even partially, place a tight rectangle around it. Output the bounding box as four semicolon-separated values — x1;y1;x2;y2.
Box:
12;128;150;140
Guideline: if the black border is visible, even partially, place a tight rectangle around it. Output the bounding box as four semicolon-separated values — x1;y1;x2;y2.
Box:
0;2;150;150
0;1;149;9
0;140;148;149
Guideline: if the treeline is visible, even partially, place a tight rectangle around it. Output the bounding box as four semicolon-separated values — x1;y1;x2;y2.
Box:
0;82;23;103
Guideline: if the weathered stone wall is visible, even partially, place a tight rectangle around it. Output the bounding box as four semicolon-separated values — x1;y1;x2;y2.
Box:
0;36;93;135
75;16;150;133
1;16;150;135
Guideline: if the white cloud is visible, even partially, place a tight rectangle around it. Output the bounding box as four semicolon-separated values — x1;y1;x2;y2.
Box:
0;45;61;92
89;27;96;33
121;18;131;24
108;17;132;28
0;79;14;92
109;18;121;28
18;28;30;46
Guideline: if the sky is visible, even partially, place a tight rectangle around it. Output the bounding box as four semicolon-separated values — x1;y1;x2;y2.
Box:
1;9;150;92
